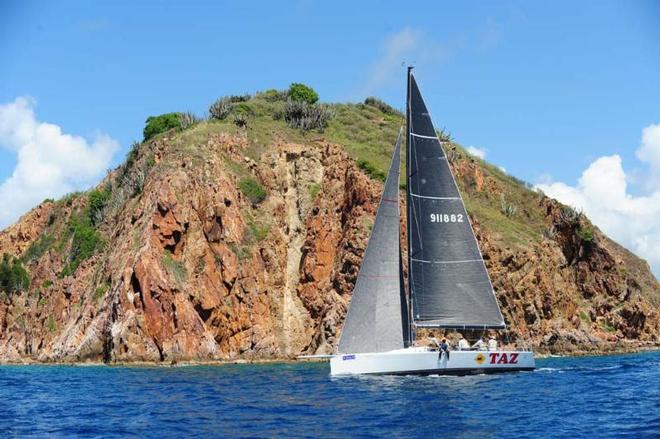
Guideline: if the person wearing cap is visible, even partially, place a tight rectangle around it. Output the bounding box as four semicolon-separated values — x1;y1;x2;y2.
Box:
488;336;498;351
458;335;470;351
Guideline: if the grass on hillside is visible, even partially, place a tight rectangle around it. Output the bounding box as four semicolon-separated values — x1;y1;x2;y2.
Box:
140;91;550;249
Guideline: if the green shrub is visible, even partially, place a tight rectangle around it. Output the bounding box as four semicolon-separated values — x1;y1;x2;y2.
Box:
143;113;183;141
125;141;140;170
288;83;319;104
577;224;594;243
94;282;110;301
308;182;321;199
0;254;30;295
364;97;401;116
601;322;616;333
88;188;111;226
42;279;53;289
357;159;386;182
229;242;252;261
233;102;255;117
247;220;270;242
22;233;55;263
239;177;267;204
283;99;334;132
162;251;187;284
47;315;56;332
60;214;104;278
260;89;287;102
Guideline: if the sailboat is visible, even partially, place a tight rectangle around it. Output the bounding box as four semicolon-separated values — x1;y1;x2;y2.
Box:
329;68;535;375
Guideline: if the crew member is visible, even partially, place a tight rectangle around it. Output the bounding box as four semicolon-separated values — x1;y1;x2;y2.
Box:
440;338;450;360
458;335;470;351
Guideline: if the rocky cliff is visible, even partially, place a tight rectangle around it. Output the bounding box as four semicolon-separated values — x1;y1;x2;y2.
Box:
0;95;658;363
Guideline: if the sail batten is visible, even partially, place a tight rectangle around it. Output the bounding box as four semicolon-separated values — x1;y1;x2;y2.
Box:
337;129;408;354
406;70;506;330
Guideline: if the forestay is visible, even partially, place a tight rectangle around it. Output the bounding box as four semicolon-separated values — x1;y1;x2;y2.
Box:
337;129;409;354
406;70;505;329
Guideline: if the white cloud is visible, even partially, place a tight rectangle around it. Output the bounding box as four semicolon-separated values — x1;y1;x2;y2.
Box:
536;124;660;277
360;20;502;98
360;27;450;97
466;146;487;160
636;124;660;189
361;28;423;96
0;97;119;228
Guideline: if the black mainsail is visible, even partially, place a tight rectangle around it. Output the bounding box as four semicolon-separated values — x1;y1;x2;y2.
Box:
406;69;505;329
337;129;409;354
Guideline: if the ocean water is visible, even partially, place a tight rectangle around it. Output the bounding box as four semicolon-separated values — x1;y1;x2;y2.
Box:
0;351;658;438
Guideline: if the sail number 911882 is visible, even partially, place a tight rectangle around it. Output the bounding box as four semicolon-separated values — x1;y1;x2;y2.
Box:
430;213;464;223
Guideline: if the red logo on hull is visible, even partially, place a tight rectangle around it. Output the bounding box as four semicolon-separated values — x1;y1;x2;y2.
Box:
488;353;519;364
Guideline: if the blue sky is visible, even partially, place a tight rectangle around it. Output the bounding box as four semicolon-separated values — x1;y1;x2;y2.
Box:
1;0;659;274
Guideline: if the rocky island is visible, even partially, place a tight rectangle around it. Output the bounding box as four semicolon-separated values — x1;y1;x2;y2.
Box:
0;88;658;363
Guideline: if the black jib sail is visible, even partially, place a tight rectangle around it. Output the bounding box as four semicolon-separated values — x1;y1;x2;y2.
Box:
337;129;409;354
406;69;505;329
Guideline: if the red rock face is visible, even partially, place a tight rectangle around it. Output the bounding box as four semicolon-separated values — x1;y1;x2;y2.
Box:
0;131;657;363
0;203;53;256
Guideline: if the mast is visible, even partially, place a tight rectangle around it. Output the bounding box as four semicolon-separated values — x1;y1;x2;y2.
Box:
406;69;506;330
405;66;416;345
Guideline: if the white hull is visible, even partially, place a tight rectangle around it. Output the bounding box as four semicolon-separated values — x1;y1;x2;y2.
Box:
330;347;535;376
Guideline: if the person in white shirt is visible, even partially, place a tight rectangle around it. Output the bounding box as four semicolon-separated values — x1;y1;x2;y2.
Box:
488;336;498;351
472;338;485;350
458;335;470;351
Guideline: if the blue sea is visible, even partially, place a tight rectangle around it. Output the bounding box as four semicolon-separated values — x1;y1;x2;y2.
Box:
0;351;658;438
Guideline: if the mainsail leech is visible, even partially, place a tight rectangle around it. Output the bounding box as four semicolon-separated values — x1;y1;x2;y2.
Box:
406;69;506;329
337;128;408;354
